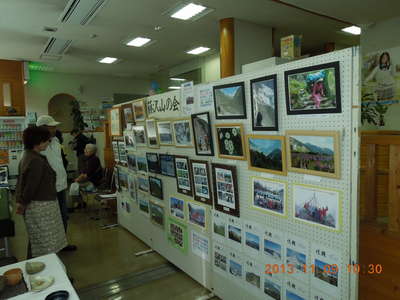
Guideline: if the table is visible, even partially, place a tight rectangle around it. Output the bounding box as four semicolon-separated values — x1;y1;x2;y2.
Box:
0;253;79;299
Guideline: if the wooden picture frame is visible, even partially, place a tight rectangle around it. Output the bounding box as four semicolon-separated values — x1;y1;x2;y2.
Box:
175;155;193;196
146;119;159;149
191;112;214;156
121;103;135;129
132;99;147;122
172;119;194;148
286;130;340;179
149;176;163;200
246;134;287;176
215;123;246;160
110;107;122;136
157;120;174;146
211;163;240;217
250;74;278;131
190;159;213;205
213;82;247;119
284;61;342;115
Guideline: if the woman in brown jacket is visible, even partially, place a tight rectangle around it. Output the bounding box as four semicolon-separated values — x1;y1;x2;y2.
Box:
16;126;67;258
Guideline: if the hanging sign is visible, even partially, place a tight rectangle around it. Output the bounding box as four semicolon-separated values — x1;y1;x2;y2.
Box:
146;90;181;118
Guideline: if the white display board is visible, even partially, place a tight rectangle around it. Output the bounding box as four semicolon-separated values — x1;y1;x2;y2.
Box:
116;47;360;300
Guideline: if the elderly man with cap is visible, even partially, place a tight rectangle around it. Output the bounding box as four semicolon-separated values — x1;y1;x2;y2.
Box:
36;115;77;252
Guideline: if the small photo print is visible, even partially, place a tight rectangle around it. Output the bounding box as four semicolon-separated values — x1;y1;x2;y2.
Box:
245;232;260;251
138;176;149;193
173;120;192;147
264;239;282;260
214;251;227;271
286;248;307;273
137;156;148;173
315;259;338;287
160;154;176;177
170;197;185;220
213;218;226;237
188;202;206;228
228;224;242;244
264;279;281;300
252;177;286;216
245;270;260;288
229;259;242;278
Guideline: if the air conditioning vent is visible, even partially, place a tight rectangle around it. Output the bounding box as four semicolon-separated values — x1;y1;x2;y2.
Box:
60;0;109;25
40;37;72;61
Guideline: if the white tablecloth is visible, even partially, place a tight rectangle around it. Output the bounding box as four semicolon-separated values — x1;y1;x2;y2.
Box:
0;253;79;299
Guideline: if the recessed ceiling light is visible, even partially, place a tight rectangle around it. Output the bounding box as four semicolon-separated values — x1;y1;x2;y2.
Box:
341;26;361;35
171;3;207;20
126;37;152;47
168;86;181;90
170;77;186;81
98;57;118;64
186;47;210;55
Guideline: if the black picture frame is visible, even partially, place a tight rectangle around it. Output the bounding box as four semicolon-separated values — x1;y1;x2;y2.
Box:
190;159;213;206
250;74;278;131
149;176;163;200
159;154;176;177
175;155;193;197
211;163;240;217
146;152;160;174
191;112;214;156
213;82;247;119
284;61;342;115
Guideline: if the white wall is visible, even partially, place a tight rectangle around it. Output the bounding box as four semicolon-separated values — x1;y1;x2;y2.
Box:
26;71;150;169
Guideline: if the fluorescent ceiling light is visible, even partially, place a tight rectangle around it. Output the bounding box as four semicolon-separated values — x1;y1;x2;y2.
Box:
126;37;151;47
171;3;206;20
168;86;181;90
186;47;210;55
98;57;118;64
170;77;186;81
341;26;361;35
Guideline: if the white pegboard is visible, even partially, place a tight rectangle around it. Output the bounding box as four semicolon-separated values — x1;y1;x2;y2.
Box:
116;47;360;300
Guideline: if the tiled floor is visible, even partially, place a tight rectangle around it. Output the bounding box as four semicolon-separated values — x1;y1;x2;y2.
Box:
9;206;219;299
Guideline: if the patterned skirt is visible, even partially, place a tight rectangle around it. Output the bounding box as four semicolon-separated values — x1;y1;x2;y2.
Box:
24;200;67;257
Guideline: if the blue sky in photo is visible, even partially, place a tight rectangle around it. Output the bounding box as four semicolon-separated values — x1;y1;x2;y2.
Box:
254;78;274;90
219;86;242;97
246;232;260;245
249;138;281;155
293;135;334;151
287;248;306;265
264;239;281;253
229;225;241;235
286;291;305;300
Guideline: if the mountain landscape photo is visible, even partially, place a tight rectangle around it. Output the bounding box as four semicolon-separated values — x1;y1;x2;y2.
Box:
215;85;245;116
252;79;276;128
249;138;283;171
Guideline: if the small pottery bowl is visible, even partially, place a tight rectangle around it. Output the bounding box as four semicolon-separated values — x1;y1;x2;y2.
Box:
3;268;22;286
26;261;45;274
30;275;55;292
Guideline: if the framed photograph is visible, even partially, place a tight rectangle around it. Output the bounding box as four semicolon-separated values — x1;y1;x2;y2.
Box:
110;107;122;136
246;135;287;176
114;167;120;191
159;154;176;177
138;175;149;193
136;156;148;173
122;103;135;128
251;176;287;217
138;193;150;215
123;130;135;150
213;82;246;119
284;61;341;115
150;201;165;228
149;176;163;200
190;160;212;205
293;184;341;231
191;112;214;156
133;99;146;122
250;75;278;131
118;170;128;190
146;119;159;148
132;125;147;147
215;124;246;160
175;155;193;196
117;141;127;164
146;152;160;174
287;130;340;179
127;153;137;171
188;201;207;229
111;141;119;162
0;166;8;185
170;196;185;220
157;121;174;146
172;119;193;148
211;163;240;217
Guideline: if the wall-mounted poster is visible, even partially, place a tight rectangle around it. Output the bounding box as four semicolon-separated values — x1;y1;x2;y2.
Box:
167;217;188;254
156;121;174;146
147;90;181;119
137;156;148;173
138;175;149;193
159;154;176;177
122;103;134;128
146;119;159;148
285;61;342;115
212;163;240;217
247;135;287;176
149;176;163;200
132;125;147;147
175;155;193;196
124;130;135;150
191;112;214;156
190;160;212;205
172;119;193;148
213;82;246;119
170;196;185;220
133;99;146;122
146;152;160;174
150;201;164;228
117;141;127;164
112;141;119;162
188;201;207;229
250;75;278;131
251;176;287;217
127;153;137;171
293;184;341;231
215;123;246;160
286;130;340;179
110;107;122;136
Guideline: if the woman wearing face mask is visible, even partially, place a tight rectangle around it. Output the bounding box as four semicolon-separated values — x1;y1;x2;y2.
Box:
15;126;67;258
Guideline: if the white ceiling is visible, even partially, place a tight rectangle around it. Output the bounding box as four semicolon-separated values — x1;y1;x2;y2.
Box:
0;0;393;79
